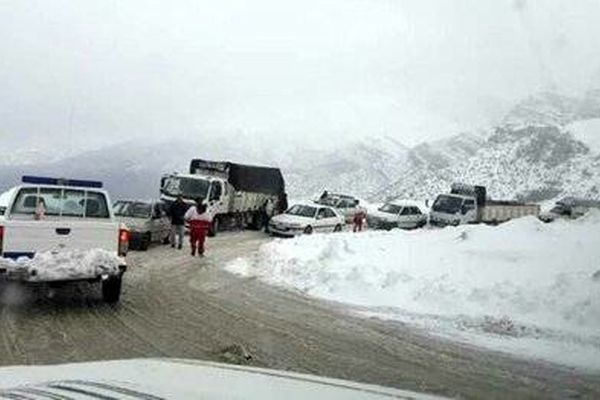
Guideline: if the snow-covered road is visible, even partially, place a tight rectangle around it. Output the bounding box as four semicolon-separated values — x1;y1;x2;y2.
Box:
1;231;599;399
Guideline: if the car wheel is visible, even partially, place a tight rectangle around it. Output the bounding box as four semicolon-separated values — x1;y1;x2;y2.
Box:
139;233;151;251
334;224;342;232
304;225;313;235
102;275;123;304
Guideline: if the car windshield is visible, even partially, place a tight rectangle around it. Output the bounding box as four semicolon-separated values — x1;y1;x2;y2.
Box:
432;195;463;214
114;201;152;218
162;177;210;200
286;205;317;218
379;204;403;214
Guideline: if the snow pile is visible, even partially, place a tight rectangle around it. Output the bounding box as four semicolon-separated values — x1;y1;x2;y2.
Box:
227;213;600;369
0;249;121;281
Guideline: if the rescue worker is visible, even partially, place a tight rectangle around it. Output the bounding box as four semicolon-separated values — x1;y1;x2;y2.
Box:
168;195;188;249
184;198;212;257
352;208;366;233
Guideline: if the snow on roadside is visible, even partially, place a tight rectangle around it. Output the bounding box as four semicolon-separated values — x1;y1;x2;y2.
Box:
227;212;600;370
0;249;121;282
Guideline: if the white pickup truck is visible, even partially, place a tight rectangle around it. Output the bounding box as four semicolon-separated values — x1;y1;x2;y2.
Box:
0;176;128;303
429;183;540;226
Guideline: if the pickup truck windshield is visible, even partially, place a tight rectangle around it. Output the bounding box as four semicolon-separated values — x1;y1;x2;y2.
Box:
163;177;210;200
379;204;402;214
432;195;463;214
114;201;152;219
286;205;317;218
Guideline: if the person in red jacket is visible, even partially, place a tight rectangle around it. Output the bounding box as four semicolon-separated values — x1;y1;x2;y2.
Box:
353;208;366;233
184;198;212;257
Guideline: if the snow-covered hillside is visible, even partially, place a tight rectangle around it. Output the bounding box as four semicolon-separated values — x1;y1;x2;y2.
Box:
285;91;600;202
378;125;600;202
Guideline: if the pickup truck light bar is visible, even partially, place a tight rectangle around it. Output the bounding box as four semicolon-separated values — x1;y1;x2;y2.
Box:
22;176;103;189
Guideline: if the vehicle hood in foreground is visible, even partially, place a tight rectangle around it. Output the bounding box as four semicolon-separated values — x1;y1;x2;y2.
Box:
0;359;447;399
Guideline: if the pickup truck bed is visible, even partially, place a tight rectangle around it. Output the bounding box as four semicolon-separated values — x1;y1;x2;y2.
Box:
481;203;540;223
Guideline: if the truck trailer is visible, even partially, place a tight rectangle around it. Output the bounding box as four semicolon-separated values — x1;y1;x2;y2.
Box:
429;183;540;226
160;159;286;235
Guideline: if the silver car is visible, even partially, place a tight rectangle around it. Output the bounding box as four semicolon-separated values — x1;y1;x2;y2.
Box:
113;200;171;251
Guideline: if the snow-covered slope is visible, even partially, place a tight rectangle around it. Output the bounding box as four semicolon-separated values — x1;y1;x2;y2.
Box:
567;118;600;154
378;125;600;202
284;136;410;199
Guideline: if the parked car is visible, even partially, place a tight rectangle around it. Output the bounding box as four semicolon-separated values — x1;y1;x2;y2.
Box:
314;193;365;223
367;201;427;230
269;203;345;237
113;200;170;251
0;176;128;303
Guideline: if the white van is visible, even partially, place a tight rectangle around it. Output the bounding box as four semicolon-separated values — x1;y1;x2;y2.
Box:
0;176;128;303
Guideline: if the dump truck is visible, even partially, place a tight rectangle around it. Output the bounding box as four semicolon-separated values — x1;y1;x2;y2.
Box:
160;159;286;235
429;183;540;226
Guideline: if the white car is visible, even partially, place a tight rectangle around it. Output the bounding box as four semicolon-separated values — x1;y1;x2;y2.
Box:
113;200;171;251
0;176;128;303
269;204;345;236
367;201;427;230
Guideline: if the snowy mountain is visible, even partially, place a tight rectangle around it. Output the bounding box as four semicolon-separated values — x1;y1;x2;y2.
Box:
1;91;599;204
502;90;600;128
371;91;600;202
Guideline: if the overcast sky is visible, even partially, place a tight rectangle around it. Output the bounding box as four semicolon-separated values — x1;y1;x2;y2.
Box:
1;0;600;154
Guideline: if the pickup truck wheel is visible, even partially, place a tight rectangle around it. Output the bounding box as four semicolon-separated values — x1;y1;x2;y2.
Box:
304;226;313;235
208;218;219;237
102;275;122;304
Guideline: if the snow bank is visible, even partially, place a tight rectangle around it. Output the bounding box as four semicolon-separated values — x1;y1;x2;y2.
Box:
0;249;121;281
227;213;600;370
